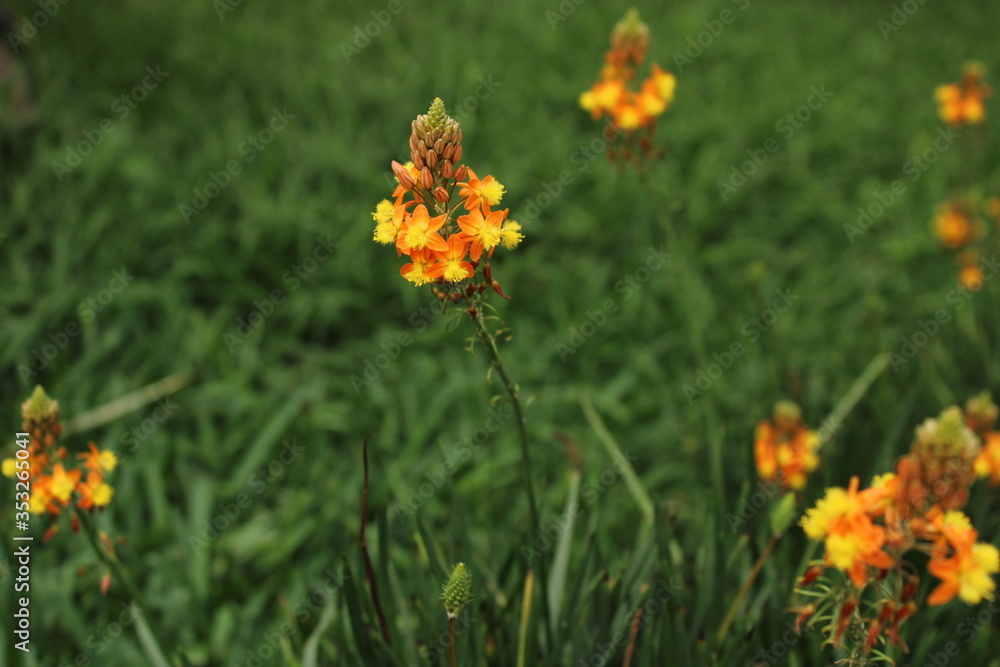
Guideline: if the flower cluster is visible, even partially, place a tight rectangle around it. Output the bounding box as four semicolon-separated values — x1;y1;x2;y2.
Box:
578;9;676;164
372;98;522;299
3;386;116;541
929;64;998;290
935;61;991;126
793;397;1000;657
931;197;994;290
753;400;821;492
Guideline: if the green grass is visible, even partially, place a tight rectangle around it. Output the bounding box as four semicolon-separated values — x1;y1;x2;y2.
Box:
1;0;1000;665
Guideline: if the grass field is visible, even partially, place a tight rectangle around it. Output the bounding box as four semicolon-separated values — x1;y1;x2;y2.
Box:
2;0;1000;665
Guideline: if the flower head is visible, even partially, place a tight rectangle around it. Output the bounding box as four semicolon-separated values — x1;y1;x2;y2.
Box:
935;62;991;126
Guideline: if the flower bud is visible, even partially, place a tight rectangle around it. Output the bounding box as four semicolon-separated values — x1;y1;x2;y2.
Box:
421;166;434;190
425;150;438;168
441;160;454;179
433;187;450;202
453;165;468;182
391;160;415;190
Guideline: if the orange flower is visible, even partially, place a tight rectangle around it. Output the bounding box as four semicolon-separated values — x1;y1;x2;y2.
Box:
396;204;448;254
927;531;999;605
958;262;983;290
933;201;979;249
426;236;474;283
753;402;820;491
78;442;117;473
457;206;505;261
646;64;676;105
47;463;80;507
399;248;435;286
974;431;1000;485
935;62;991;126
77;471;114;510
458;169;505;213
801;477;894;588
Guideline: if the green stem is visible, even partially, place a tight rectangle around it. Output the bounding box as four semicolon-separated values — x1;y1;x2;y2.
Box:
715;533;778;646
448;616;457;667
470;310;553;648
75;509;180;667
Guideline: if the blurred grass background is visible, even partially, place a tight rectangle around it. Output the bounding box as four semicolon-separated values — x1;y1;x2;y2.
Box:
1;0;999;665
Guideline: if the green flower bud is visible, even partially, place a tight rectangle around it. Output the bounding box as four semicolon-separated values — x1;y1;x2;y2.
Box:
441;562;473;618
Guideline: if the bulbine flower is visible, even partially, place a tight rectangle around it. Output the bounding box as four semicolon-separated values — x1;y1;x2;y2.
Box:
935;62;991;126
2;386;117;541
792;398;1000;658
371;98;521;301
753;400;820;492
579;8;676;165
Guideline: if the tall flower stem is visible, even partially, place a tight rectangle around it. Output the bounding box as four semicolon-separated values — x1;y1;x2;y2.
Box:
469;307;553;646
716;533;778;646
448;616;457;667
74;508;179;667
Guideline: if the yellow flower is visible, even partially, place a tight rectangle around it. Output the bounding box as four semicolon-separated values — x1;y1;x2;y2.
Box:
48;464;80;505
99;450;117;473
92;484;114;507
372;199;394;224
1;459;16;478
499;221;523;250
801;487;853;540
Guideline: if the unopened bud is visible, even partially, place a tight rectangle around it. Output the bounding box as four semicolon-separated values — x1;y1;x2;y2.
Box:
434;187;450;202
441;160;454;179
392;160;415;190
453;145;463;163
454;165;468;182
426;150;438;168
421;167;434;190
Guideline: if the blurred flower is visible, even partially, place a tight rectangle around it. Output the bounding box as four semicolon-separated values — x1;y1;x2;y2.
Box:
5;386;116;525
753;400;820;491
579;9;675;164
927;514;999;605
974;431;1000;485
935;61;991;126
933;200;980;249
